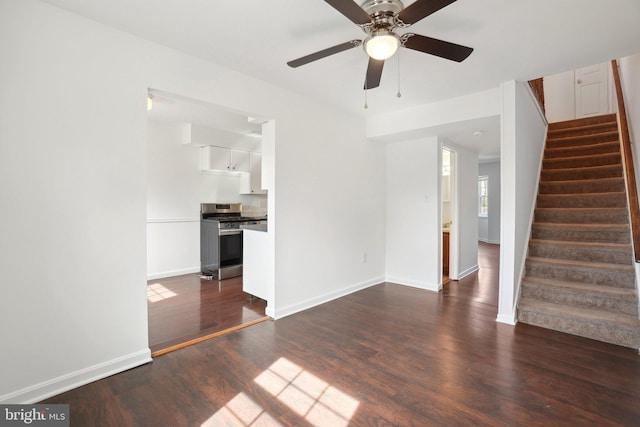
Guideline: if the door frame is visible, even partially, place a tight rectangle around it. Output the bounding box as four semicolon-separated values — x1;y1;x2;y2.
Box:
441;146;459;281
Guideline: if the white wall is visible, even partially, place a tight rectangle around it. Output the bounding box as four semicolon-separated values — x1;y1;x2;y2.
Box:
446;142;479;279
385;137;441;290
0;0;151;403
543;70;576;123
479;216;488;243
273;111;387;318
367;88;500;140
497;81;547;325
0;0;386;403
479;161;501;244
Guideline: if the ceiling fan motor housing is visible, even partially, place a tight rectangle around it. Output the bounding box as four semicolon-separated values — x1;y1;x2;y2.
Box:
361;0;404;59
361;0;404;18
361;0;405;31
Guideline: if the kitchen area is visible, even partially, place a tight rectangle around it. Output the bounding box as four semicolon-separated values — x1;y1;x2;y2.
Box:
146;91;274;354
199;202;268;300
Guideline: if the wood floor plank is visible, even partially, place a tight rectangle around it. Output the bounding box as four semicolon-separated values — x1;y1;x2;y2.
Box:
147;274;267;353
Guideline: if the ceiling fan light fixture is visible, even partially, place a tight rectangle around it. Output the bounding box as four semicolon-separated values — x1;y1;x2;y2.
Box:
364;30;399;60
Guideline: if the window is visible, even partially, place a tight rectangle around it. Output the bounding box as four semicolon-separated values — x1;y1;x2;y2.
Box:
478;176;488;217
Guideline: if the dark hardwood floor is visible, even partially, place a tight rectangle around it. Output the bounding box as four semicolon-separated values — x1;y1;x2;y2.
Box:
44;243;640;426
444;241;500;307
147;274;267;354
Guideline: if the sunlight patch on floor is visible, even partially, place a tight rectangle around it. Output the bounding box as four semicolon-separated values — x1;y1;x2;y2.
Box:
202;392;282;426
255;357;359;426
147;283;177;302
201;357;359;426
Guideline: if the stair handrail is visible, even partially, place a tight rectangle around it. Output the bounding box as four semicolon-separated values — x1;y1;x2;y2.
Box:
611;59;640;262
528;78;545;114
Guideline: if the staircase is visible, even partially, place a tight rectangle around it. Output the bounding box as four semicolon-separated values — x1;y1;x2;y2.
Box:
517;113;640;349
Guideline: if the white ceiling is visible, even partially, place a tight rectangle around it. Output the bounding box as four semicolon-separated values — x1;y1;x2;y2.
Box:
147;90;260;134
41;0;640;159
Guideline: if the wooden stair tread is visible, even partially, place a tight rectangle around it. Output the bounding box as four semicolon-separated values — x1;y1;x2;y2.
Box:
545;140;619;152
546;130;619;142
541;162;621;170
534;207;627;213
538;177;624;186
548;114;617;130
547;123;617;134
536;191;626;197
544;151;620;161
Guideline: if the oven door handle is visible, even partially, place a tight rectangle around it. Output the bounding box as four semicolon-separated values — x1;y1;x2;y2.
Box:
219;229;242;236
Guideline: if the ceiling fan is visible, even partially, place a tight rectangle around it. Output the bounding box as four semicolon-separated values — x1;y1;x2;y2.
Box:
287;0;473;90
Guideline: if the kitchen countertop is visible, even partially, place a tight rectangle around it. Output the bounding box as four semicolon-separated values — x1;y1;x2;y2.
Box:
241;223;268;232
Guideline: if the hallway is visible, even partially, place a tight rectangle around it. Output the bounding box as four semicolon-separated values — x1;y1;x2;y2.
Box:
444;241;499;308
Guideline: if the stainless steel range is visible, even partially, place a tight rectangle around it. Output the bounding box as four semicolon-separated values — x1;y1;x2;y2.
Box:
200;203;266;280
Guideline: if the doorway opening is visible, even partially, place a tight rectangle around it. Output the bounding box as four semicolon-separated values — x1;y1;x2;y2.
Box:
146;89;272;356
441;147;456;284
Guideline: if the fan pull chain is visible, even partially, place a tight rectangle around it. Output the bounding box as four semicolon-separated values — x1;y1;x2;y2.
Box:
397;50;402;98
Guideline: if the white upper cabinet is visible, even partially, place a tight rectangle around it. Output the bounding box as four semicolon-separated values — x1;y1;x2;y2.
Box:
241;152;266;194
199;146;250;173
230;149;250;173
200;146;229;171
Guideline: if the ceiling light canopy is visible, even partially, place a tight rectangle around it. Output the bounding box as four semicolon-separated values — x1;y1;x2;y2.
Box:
364;30;399;60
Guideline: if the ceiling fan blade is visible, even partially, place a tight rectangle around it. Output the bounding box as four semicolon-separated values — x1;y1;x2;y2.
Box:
287;40;362;68
364;58;384;90
397;0;457;25
402;33;473;62
324;0;372;25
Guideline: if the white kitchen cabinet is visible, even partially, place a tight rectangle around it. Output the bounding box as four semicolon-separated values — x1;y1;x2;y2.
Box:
200;146;228;171
199;146;250;173
230;149;250;173
242;228;269;300
240;152;266;194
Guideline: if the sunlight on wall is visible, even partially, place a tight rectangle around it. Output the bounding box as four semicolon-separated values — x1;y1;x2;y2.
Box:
202;357;359;426
146;283;177;302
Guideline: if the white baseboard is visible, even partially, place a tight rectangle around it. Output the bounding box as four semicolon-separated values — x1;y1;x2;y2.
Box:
456;264;479;280
272;276;384;320
147;267;200;281
496;312;518;325
0;349;152;404
384;275;440;292
265;305;275;318
479;238;500;245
